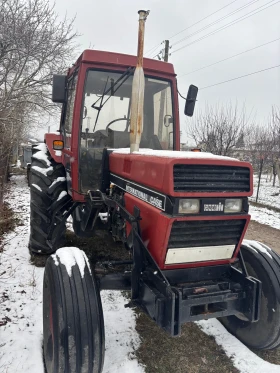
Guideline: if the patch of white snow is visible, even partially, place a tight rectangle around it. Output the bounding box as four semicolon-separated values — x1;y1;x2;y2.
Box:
112;148;238;161
57;191;67;201
33;143;47;152
32;150;51;166
197;319;280;373
52;247;87;277
31;165;53;176
0;176;145;373
66;172;71;181
0;176;45;373
102;291;145;373
242;239;273;259
49;177;66;188
31;184;42;192
249;204;280;231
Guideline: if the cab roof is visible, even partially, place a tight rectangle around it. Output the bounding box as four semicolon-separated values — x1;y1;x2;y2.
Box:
72;49;176;76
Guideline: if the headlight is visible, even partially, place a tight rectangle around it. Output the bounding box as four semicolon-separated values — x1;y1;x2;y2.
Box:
178;199;200;214
224;199;242;213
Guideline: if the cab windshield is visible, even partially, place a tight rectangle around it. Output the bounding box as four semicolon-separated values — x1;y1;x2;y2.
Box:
80;69;174;150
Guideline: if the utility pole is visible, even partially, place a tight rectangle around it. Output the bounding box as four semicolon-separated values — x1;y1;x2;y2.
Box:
163;40;170;62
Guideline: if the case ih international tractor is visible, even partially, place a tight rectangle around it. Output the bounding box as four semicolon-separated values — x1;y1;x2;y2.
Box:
28;10;280;373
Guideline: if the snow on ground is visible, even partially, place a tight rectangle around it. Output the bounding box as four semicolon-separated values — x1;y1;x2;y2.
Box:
249;204;280;230
250;174;280;210
1;175;280;373
0;175;144;373
197;319;280;373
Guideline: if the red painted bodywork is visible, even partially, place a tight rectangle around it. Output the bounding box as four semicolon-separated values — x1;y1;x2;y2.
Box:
45;133;63;163
45;49;254;270
124;192;250;270
117;153;253;269
110;153;253;198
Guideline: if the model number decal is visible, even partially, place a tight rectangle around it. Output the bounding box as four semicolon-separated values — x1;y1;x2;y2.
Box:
204;202;224;212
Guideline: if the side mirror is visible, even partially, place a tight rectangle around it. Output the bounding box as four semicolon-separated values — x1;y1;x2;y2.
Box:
184;84;198;117
52;75;67;103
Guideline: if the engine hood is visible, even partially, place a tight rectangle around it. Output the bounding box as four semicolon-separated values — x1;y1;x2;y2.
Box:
109;148;253;198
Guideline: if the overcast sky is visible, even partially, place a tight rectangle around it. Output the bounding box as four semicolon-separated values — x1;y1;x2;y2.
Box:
46;0;280;143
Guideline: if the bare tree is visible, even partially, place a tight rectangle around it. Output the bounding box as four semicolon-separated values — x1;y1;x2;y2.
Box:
247;124;273;172
187;103;252;156
0;0;78;210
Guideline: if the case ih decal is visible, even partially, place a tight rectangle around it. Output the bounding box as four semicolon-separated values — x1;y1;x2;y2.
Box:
111;173;166;211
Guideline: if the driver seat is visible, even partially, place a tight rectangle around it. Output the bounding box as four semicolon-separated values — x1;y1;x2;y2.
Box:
107;129;130;148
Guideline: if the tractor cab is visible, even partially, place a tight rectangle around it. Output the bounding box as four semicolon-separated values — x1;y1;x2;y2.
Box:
51;50;184;196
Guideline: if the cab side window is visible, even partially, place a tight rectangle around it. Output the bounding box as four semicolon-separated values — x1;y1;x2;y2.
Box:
64;73;78;133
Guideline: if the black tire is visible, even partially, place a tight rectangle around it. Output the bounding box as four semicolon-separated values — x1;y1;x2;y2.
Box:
72;207;95;238
43;247;105;373
29;143;70;255
72;205;107;238
220;240;280;350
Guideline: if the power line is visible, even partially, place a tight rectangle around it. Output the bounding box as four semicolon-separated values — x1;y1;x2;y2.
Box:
178;37;280;77
145;42;163;57
145;0;238;57
172;0;260;47
199;64;280;90
172;0;280;54
169;0;239;40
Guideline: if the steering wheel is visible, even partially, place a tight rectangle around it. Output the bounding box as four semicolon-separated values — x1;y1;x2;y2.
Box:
105;118;130;132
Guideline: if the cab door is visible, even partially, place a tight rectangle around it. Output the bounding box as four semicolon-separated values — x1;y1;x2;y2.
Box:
61;72;78;195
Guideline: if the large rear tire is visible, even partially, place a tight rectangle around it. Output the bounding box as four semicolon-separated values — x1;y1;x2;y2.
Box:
220;240;280;350
29;143;70;256
43;247;105;373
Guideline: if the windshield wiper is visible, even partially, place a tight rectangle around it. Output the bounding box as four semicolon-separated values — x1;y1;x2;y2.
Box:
91;66;134;132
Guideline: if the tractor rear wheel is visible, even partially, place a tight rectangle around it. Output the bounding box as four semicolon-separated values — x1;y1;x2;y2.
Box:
43;247;105;373
220;240;280;350
29;143;69;260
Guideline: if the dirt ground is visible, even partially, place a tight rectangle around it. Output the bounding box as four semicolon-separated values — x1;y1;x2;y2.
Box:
246;219;280;255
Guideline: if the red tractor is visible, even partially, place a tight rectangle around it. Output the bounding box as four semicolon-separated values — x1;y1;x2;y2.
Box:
29;10;280;373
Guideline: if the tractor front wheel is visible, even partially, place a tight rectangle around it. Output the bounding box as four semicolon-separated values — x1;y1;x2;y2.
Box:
43;247;105;373
220;240;280;350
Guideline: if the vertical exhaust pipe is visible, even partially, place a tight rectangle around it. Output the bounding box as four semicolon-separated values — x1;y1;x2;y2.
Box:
130;10;149;153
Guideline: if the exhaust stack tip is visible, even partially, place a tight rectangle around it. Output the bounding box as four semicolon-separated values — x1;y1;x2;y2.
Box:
138;10;150;16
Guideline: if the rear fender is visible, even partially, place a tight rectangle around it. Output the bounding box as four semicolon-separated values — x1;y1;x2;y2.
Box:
45;132;63;163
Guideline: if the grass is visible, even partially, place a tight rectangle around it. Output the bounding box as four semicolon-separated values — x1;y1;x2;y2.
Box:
136;313;239;373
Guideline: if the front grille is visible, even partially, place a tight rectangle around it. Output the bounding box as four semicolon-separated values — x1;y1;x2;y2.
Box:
173;164;250;192
168;219;246;249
